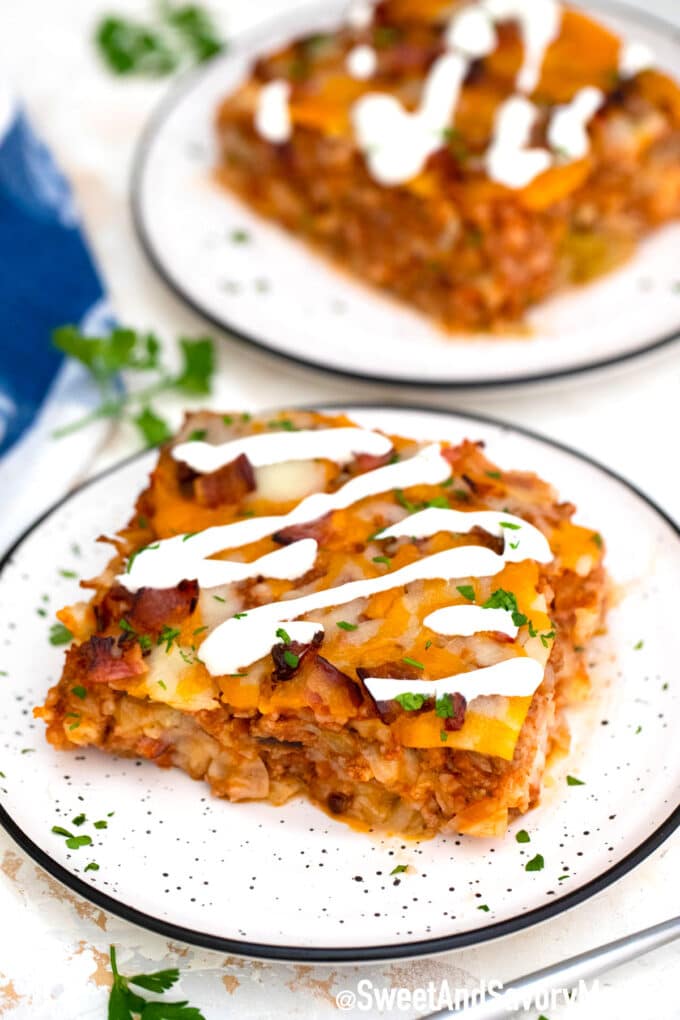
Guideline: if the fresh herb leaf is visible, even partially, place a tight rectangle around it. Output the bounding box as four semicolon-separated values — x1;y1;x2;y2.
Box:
276;626;291;644
390;864;407;875
372;555;391;567
485;471;502;479
107;946;205;1020
267;418;297;431
336;621;358;631
85;862;100;872
65;835;93;850
483;589;527;628
72;813;87;827
158;626;181;652
499;521;520;530
49;623;73;646
394;692;427;711
439;730;448;742
95;16;178;75
94;820;108;830
175;338;214;395
456;585;475;601
634;639;644;650
134;406;173;447
59;569;78;579
435;694;455;719
477;904;490;912
163;4;224;63
591;532;603;549
187;429;207;442
525;854;545;872
71;685;87;700
515;829;530;843
229;229;250;244
566;775;585;786
51;826;73;838
283;650;299;668
402;656;424;670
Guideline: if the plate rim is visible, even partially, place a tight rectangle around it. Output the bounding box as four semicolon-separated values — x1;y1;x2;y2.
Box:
130;0;680;392
1;402;679;961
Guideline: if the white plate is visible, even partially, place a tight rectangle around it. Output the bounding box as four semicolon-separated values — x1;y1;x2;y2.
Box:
0;404;678;962
131;0;680;390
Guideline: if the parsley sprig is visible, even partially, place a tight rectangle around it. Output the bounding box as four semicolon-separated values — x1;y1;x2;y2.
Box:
96;4;224;78
108;945;206;1019
52;326;214;447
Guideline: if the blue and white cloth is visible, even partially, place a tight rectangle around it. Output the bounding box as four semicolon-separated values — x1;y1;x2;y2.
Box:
0;88;115;552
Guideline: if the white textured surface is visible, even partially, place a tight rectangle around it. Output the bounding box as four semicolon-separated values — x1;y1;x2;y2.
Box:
0;2;678;1018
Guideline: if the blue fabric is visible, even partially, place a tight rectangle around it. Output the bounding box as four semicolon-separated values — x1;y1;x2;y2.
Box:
0;106;106;456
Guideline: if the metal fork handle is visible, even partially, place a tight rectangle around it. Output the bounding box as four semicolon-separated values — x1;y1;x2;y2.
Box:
420;915;680;1019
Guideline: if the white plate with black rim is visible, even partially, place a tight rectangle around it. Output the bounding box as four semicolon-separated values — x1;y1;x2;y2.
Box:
131;0;680;391
0;404;678;962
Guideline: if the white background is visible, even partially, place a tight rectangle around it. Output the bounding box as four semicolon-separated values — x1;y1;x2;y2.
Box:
0;1;678;1017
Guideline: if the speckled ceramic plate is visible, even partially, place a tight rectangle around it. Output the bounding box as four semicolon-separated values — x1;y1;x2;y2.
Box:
0;405;678;962
131;0;680;391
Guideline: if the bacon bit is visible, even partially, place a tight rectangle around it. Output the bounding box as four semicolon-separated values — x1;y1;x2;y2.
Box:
350;449;394;475
307;656;363;711
273;512;333;546
327;791;351;815
64;636;147;685
127;579;199;634
193;453;256;508
357;660;423;722
271;631;323;682
94;585;133;631
441;692;467;732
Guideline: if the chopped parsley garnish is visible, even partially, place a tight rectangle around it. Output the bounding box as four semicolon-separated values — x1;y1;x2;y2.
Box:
566;775;585;786
95;5;224;77
230;229;250;243
402;656;424;670
435;694;455;719
424;496;450;510
157;680;167;690
232;613;247;621
540;630;556;648
84;862;100;872
65;834;92;850
72;814;86;827
394;692;427;711
36;608;47;618
267;418;296;431
394;489;418;513
336;621;358;631
485;471;502;480
456;585;475;601
276;626;291;644
222;414;233;425
440;730;448;742
483;589;527;628
515;829;530;844
193;625;209;635
213;595;226;602
182;532;197;542
71;686;87;700
158;625;181;652
634;639;644;650
137;515;148;528
59;569;78;579
424;639;432;650
52;326;214;447
372;555;391;567
49;623;73;646
51;826;73;838
119;618;135;633
283;650;299;669
499;521;520;530
525;853;545;872
477;904;490;912
94;820;108;830
107;945;205;1020
390;864;407;875
591;532;603;548
635;725;642;734
187;429;207;442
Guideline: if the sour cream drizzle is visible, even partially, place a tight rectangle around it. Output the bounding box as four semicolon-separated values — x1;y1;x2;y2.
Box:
172;427;392;474
362;657;544;704
130;426;556;702
547;86;604;160
119;443;450;591
346;44;378;80
254;80;292;144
